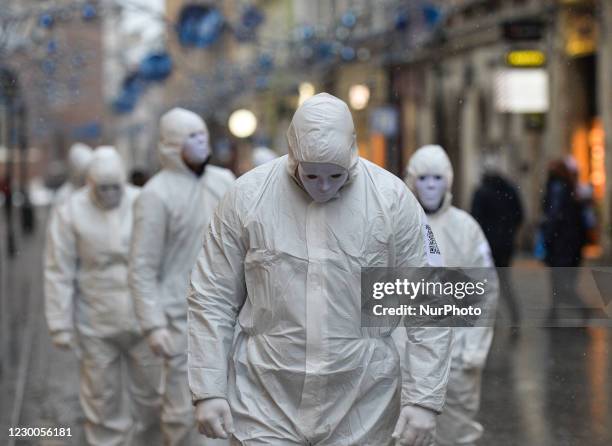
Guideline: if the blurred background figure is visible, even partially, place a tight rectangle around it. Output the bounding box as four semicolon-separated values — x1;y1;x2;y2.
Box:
541;157;590;323
129;168;150;187
44;146;162;446
129;108;234;446
53;143;93;206
471;159;523;327
406;144;498;446
251;145;278;168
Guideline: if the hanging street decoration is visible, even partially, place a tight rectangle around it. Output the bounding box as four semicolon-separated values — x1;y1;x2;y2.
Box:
138;52;173;82
176;4;225;49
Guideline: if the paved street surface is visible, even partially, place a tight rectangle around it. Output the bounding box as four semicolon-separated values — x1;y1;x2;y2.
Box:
1;211;611;445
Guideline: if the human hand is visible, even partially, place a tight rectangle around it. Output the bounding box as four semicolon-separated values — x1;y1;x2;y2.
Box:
147;328;173;358
392;405;437;446
51;331;74;350
195;398;234;439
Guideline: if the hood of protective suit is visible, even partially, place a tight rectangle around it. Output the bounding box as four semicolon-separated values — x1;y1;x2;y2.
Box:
88;146;126;185
158;107;208;172
67;142;93;186
286;93;358;183
405;144;453;214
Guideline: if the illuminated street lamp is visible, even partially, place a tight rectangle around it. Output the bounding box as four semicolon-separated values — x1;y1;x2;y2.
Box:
298;82;315;105
348;84;370;110
228;108;257;138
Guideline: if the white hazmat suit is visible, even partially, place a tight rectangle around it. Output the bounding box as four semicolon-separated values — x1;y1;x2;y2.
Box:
188;94;452;445
405;145;498;446
54;142;94;205
129;108;235;446
44;146;163;446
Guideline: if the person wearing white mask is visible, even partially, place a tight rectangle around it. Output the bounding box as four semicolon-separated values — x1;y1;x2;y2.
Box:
405;144;498;446
129;108;235;446
188;93;452;446
44;146;163;446
54;142;94;205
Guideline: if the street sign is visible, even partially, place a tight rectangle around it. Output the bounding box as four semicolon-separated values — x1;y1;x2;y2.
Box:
494;69;549;113
506;50;546;67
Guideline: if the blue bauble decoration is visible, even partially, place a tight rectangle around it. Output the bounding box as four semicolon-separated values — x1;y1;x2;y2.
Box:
340;46;355;61
395;8;409;31
299;25;315;41
139;52;173;81
241;6;264;30
177;5;225;48
47;40;58;55
341;11;357;29
82;3;97;21
39;13;54;29
423;4;441;27
316;41;335;61
257;53;274;72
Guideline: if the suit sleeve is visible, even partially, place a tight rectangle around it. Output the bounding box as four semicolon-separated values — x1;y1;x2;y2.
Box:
44;203;77;333
129;189;168;331
188;186;247;402
395;187;452;413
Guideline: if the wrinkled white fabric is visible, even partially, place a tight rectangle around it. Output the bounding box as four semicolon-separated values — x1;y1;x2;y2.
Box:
54;142;93;205
251;146;278;167
405;144;498;446
129;107;235;446
188;93;452;445
44;146;162;446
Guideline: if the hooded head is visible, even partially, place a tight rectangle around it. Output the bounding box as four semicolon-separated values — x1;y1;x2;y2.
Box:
159;107;210;170
67;142;93;187
87;146;126;209
286;93;358;202
405;144;453;214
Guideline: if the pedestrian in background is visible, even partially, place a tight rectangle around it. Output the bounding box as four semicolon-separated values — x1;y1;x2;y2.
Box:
129;108;235;446
405;144;499;446
45;147;163;445
541;157;589;323
471;166;523;327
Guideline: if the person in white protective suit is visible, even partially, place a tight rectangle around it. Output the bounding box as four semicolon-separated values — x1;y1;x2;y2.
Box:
54;142;94;205
44;146;163;446
188;93;453;446
251;146;278;167
129;108;235;446
405;145;498;446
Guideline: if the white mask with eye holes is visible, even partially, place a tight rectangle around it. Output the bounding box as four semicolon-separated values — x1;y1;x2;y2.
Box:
415;174;447;213
94;183;123;210
182;130;211;164
298;162;349;203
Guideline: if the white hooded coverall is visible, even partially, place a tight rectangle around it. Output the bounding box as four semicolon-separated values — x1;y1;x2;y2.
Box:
405;145;498;446
187;94;452;445
44;147;163;446
129;108;235;445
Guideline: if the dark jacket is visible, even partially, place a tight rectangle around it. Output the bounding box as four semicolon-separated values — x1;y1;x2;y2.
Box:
471;173;523;267
541;175;586;267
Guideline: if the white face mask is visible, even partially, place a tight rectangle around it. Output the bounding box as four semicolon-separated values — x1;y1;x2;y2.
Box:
415;174;447;212
94;183;123;209
182;130;210;164
298;162;349;203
